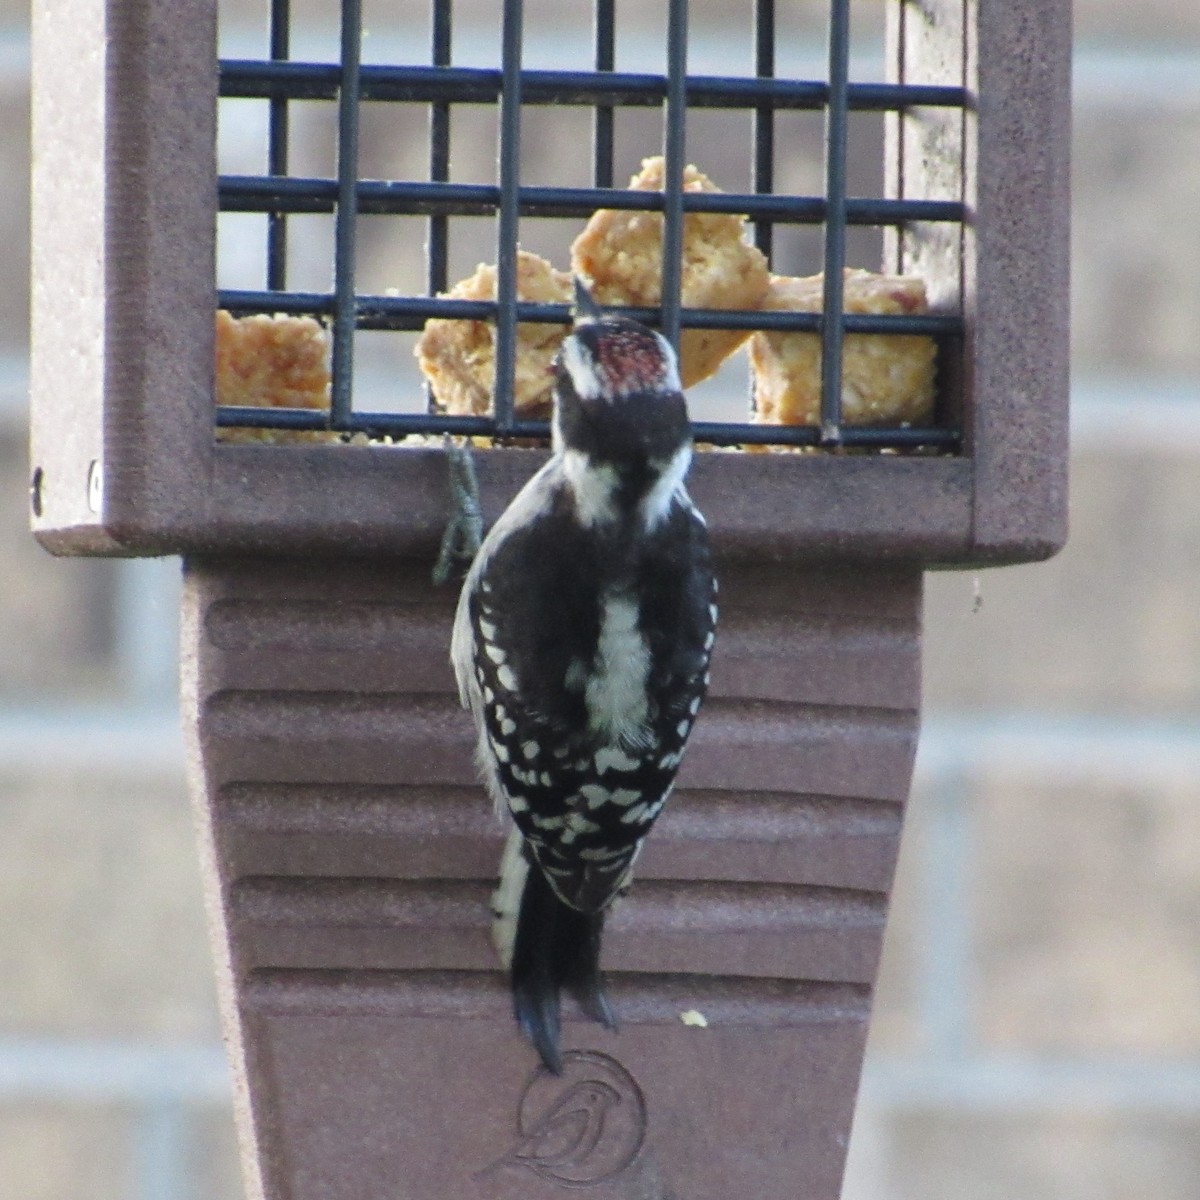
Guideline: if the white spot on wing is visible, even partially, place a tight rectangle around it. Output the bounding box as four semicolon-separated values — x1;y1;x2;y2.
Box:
620;802;650;824
484;643;506;665
580;783;611;809
594;745;642;774
588;845;630;861
497;664;518;691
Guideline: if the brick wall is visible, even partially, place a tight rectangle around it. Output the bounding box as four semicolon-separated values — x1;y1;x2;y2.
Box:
5;5;1199;1198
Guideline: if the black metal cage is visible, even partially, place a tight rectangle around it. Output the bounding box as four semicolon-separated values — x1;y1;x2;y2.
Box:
215;0;965;450
30;0;1068;563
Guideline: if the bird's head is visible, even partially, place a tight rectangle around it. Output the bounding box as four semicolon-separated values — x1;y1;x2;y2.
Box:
552;278;692;472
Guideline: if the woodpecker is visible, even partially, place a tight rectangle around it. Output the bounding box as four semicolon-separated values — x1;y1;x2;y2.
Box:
451;279;717;1073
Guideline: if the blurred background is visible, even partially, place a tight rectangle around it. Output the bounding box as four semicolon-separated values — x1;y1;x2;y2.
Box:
4;2;1200;1196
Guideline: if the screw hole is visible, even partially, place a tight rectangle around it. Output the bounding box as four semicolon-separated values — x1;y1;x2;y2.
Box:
30;467;43;518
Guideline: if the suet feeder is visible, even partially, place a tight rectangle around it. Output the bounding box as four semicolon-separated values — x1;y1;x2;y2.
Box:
30;1;1069;1197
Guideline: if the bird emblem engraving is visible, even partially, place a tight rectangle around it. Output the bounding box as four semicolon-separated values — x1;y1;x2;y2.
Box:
478;1050;648;1188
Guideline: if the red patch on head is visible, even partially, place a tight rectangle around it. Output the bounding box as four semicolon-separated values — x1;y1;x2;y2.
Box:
594;327;668;395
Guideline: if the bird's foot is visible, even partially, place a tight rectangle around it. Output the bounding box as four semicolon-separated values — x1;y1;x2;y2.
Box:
432;436;483;585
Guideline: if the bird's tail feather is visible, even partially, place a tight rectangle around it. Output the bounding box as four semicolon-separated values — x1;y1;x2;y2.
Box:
511;864;616;1075
491;826;528;969
558;903;617;1031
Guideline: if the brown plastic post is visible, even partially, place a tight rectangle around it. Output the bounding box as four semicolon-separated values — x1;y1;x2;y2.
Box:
182;555;920;1199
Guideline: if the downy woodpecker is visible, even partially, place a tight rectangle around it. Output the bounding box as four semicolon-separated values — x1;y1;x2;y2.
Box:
451;279;716;1073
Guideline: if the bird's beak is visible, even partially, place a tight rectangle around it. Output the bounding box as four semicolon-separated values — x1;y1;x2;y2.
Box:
572;276;603;326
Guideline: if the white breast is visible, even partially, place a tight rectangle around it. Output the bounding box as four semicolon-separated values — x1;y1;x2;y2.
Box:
585;593;651;749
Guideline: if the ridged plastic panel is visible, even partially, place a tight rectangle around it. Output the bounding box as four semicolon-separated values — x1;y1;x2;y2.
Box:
183;556;920;1200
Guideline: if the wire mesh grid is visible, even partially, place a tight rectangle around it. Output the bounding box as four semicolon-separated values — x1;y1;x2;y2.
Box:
215;0;965;450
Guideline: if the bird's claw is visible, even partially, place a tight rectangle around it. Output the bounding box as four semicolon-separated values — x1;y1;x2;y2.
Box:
432;436;484;585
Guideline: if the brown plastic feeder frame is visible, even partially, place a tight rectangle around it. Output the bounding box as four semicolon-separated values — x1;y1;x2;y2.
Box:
30;2;1069;1198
